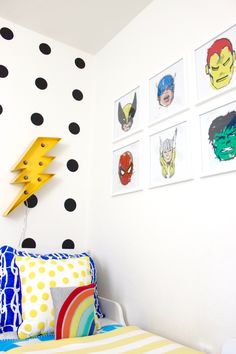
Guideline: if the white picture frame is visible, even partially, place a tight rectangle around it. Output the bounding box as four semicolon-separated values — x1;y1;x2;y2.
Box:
195;23;236;104
149;120;192;188
149;58;187;126
112;139;142;196
113;86;141;142
200;100;236;177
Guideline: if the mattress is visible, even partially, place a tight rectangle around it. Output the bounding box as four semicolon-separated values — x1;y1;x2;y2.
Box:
0;326;204;353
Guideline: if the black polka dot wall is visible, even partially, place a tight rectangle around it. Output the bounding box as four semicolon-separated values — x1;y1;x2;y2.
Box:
21;238;36;249
62;239;75;249
64;58;86;221
24;195;38;208
68;122;80;135
75;58;86;69
72;89;83;101
31;113;44;126
0;27;14;40
64;198;77;212
0;28;13;118
0;27;87;244
35;77;48;90
0;65;8;78
39;43;51;55
67;159;79;172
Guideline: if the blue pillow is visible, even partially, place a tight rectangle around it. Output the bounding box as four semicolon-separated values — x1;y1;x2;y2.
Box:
0;245;103;333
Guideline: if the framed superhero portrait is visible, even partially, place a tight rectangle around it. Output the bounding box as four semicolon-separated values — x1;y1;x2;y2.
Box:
195;23;236;103
200;100;236;177
149;58;187;126
112;139;142;196
149;120;192;188
113;86;141;142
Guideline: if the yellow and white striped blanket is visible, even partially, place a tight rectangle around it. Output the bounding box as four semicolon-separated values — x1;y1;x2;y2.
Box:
8;326;204;354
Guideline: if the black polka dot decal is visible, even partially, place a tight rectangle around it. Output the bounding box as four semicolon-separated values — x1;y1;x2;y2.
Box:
35;77;47;90
0;65;8;78
0;27;14;40
24;194;38;208
75;58;85;69
0;105;2;115
69;122;80;135
64;198;76;212
67;159;79;172
62;239;75;249
31;112;44;126
72;89;83;101
39;43;51;55
21;238;36;249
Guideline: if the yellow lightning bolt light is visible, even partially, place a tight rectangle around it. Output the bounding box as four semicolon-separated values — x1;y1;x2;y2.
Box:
4;137;61;216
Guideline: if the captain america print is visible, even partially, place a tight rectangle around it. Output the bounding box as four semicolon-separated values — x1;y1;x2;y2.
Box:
149;58;187;125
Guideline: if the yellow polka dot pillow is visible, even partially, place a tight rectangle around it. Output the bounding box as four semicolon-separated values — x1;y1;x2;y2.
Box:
15;255;91;339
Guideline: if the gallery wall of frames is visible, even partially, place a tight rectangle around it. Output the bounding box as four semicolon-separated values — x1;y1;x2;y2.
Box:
111;23;236;196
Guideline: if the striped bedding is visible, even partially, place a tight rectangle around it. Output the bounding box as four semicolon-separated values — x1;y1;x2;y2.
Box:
0;324;122;352
5;326;204;354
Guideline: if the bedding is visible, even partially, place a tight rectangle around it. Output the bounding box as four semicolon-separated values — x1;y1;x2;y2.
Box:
0;324;122;352
0;326;204;354
0;245;103;333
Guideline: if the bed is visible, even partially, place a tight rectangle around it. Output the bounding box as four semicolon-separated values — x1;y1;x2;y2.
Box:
0;245;204;353
0;297;124;352
0;297;204;353
1;327;205;353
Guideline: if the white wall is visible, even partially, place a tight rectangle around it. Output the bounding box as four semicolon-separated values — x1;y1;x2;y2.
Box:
1;2;236;352
0;18;94;253
89;1;236;353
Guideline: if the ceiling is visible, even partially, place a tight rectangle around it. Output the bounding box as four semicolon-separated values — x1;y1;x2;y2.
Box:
0;0;154;54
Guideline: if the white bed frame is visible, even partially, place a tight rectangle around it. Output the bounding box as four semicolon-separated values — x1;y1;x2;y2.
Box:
99;297;126;326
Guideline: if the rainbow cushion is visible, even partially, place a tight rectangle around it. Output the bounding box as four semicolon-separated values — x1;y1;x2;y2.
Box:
51;283;96;339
